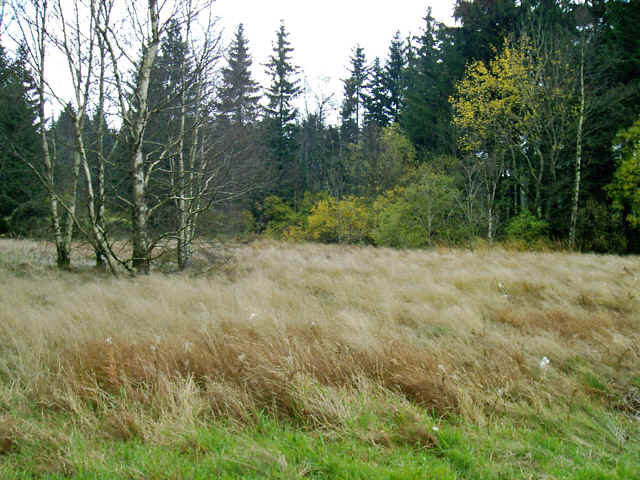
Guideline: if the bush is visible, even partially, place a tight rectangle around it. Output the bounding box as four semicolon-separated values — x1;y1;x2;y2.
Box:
258;196;302;237
504;210;549;246
577;199;627;254
306;196;373;244
608;117;640;229
374;169;465;248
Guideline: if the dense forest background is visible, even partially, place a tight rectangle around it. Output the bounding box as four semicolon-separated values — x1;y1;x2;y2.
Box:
1;0;639;273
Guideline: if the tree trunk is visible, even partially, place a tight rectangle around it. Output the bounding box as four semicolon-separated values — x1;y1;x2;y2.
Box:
95;36;108;269
129;0;160;275
569;43;585;250
95;128;107;269
42;136;67;269
175;56;189;271
487;204;493;243
73;114;117;275
132;148;150;274
62;149;82;260
35;2;68;269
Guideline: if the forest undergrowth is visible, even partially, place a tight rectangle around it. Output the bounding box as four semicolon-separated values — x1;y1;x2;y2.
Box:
0;238;639;478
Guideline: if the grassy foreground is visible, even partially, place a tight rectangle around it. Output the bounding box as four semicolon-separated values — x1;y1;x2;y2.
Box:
0;238;639;479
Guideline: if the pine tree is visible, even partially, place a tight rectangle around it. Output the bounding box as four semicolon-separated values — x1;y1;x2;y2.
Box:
264;21;301;201
218;23;261;125
340;45;367;143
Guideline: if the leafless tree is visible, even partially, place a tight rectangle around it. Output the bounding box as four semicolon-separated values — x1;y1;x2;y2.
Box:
48;0;125;274
12;0;263;273
10;0;81;269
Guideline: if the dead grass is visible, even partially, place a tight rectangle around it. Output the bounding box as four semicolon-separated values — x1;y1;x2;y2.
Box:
0;238;639;434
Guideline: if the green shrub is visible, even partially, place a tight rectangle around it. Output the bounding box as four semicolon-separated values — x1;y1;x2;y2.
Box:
504;210;549;246
608;117;640;228
374;169;465;248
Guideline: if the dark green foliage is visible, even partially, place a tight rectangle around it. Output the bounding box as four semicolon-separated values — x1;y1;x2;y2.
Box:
363;57;388;128
401;9;457;155
255;195;301;236
577;198;629;253
578;0;640;229
382;31;406;124
453;0;521;64
297;112;343;196
0;44;45;235
264;22;301;202
218;24;261;126
340;46;367;143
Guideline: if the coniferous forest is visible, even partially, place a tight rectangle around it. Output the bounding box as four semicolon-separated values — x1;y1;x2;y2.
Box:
1;0;640;273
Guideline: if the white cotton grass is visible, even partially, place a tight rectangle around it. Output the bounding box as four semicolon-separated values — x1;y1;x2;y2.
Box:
539;356;551;369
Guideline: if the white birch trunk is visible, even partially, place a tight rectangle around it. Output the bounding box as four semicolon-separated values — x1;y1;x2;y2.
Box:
130;0;160;274
569;43;585;250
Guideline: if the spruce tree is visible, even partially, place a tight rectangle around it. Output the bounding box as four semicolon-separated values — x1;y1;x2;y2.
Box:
453;0;521;64
340;45;367;143
363;56;389;128
0;44;43;234
401;9;454;154
218;23;261;125
383;31;407;124
264;21;301;201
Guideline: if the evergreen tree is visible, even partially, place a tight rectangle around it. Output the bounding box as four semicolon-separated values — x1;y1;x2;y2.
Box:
453;0;521;64
363;57;388;127
218;23;261;125
144;20;192;232
383;31;407;123
0;44;43;234
340;45;367;143
264;21;301;201
402;9;456;154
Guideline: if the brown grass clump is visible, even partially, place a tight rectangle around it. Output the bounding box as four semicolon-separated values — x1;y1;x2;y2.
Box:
0;238;638;430
0;417;18;455
60;327;458;422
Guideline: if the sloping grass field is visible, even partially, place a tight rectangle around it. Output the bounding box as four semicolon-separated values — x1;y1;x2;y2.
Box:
0;238;639;478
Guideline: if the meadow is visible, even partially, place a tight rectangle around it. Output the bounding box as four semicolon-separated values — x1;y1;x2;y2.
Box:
0;238;638;479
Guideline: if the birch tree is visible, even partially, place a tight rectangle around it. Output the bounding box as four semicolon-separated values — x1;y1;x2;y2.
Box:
11;0;79;268
48;0;125;274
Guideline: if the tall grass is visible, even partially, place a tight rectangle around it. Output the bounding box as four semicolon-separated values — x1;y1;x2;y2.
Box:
0;238;638;442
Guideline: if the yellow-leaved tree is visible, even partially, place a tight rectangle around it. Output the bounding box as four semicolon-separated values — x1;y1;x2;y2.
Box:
450;41;529;241
451;35;579;241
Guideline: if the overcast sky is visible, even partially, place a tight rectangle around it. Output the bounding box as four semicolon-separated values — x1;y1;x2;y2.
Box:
213;0;457;117
6;0;457;121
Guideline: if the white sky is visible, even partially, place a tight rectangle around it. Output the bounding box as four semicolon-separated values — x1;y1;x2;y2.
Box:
5;0;457;122
213;0;457;118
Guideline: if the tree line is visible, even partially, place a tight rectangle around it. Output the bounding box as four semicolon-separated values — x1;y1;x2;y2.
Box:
1;0;639;274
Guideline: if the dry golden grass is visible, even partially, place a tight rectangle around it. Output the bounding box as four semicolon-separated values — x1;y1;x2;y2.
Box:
0;238;638;436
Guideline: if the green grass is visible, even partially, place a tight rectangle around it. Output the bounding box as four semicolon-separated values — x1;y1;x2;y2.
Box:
2;401;639;479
